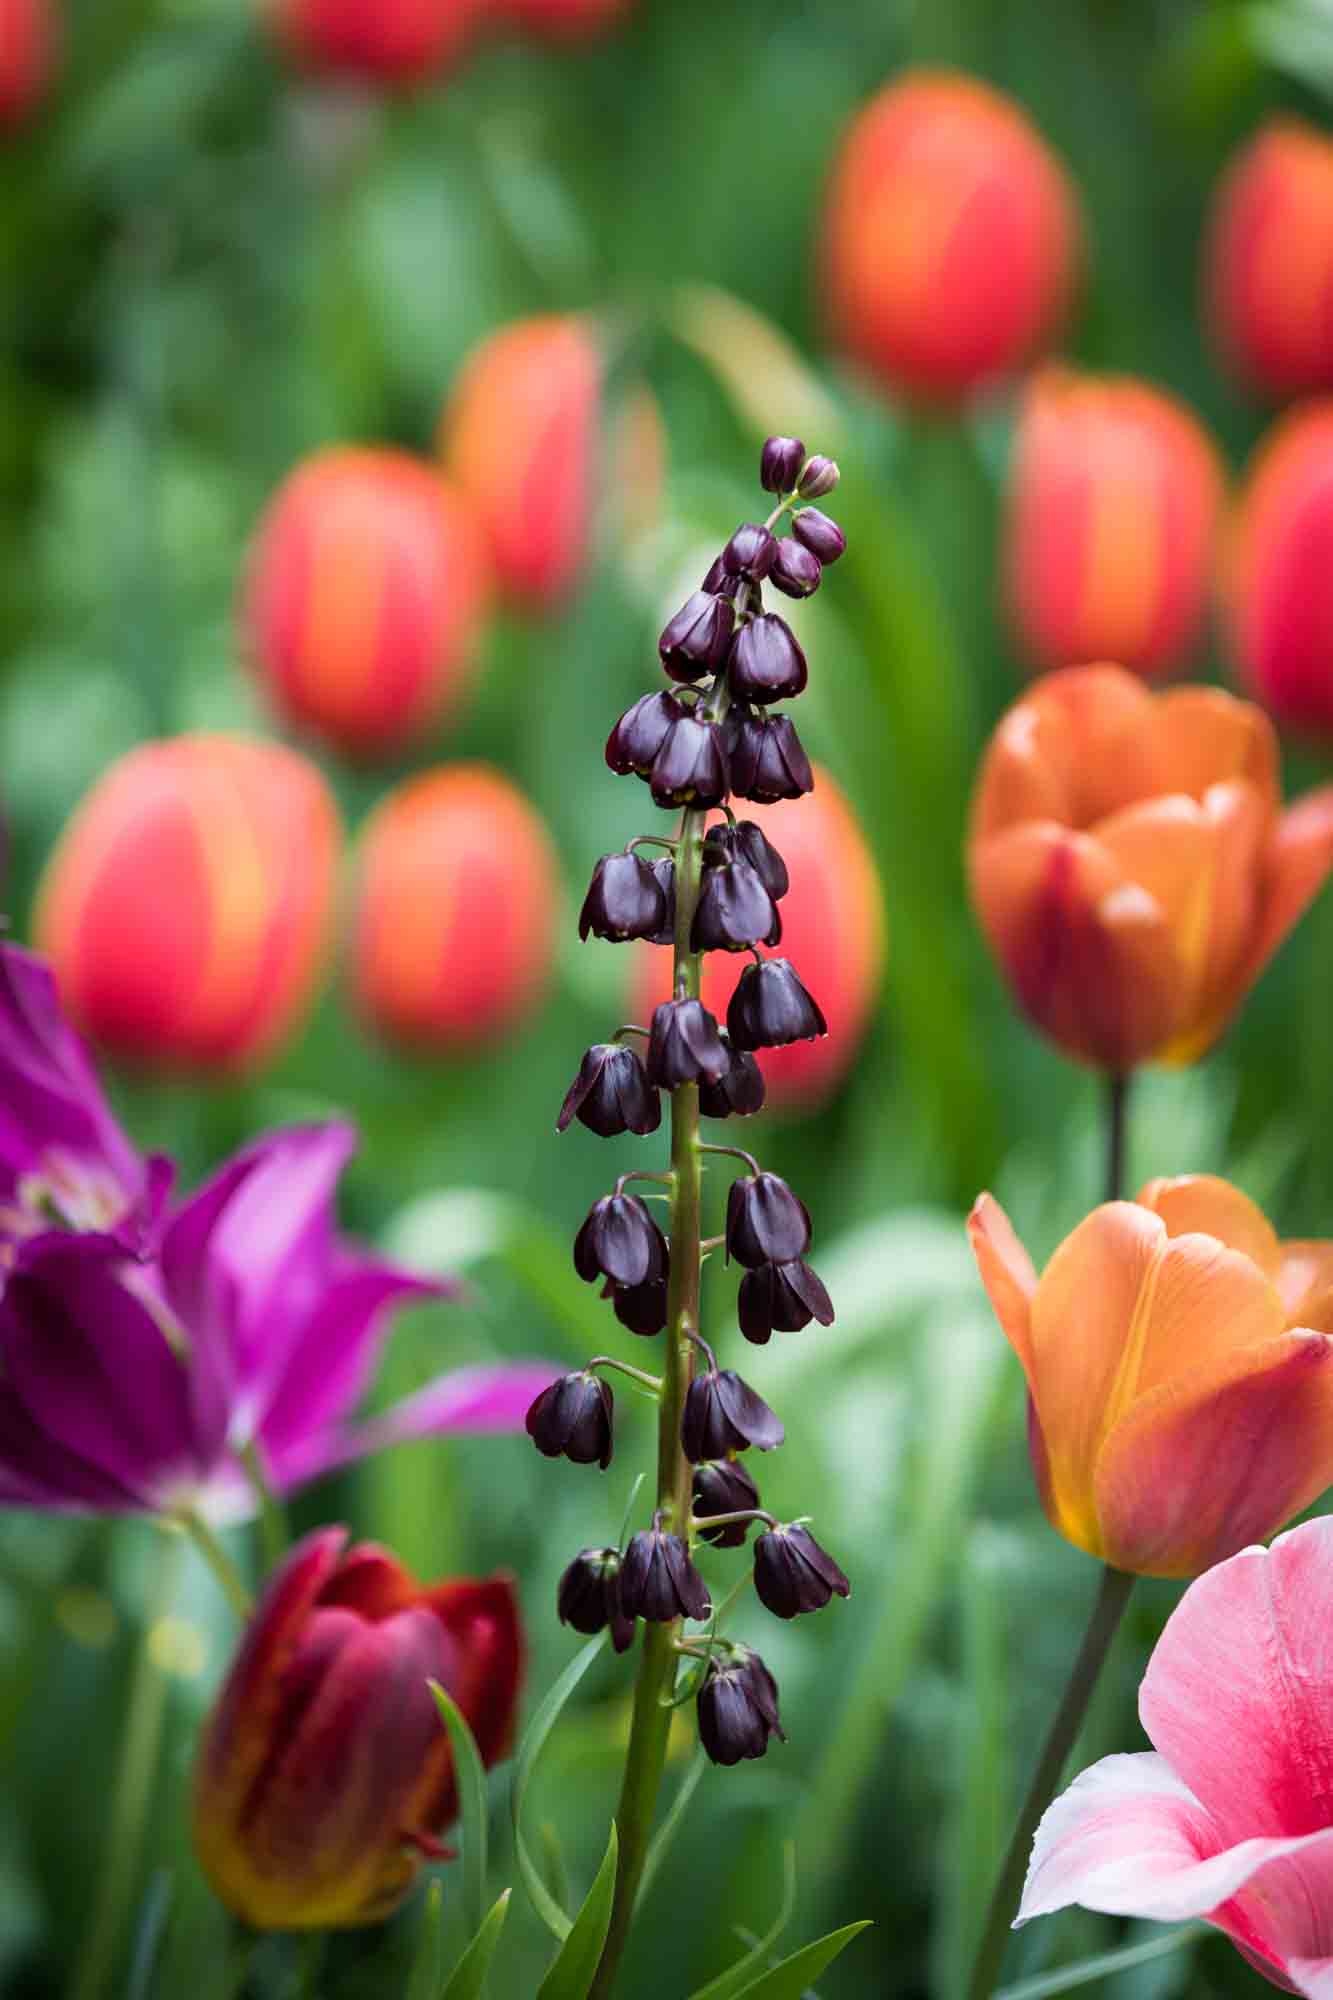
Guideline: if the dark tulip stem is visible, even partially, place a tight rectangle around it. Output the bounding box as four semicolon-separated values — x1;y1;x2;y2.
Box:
1105;1071;1130;1204
965;1564;1134;1999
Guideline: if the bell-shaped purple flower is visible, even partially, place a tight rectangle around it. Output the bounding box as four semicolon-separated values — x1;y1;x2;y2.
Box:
646;998;730;1089
573;1193;669;1288
691;857;781;954
697;1037;766;1121
579;852;668;943
753;1522;850;1619
792;507;846;564
606;1275;669;1338
737;1258;835;1345
619;1525;711;1623
557;1044;661;1138
728;615;808;705
721;524;777;581
725;1172;811;1267
760;436;805;494
727;958;826;1051
658;592;735;683
697;1647;786;1765
769;540;821;600
649;716;731;810
526;1372;613;1469
681;1368;784;1461
606;690;687;777
557;1547;635;1652
728;712;814;804
692;1458;761;1546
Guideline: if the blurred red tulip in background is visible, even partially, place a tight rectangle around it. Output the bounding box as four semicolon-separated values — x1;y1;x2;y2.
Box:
1204;120;1333;401
1005;367;1224;680
502;0;630;34
439;314;601;610
1226;401;1333;734
630;768;885;1109
0;0;56;127
242;447;491;760
263;0;480;85
351;763;559;1049
821;69;1081;405
35;735;340;1072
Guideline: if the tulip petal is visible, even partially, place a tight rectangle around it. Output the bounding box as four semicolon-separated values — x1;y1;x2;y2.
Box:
969;666;1159;839
1249;784;1333;996
1094;1330;1333;1577
1150;686;1280;812
426;1573;524;1775
1277;1242;1333;1331
1135;1174;1280;1273
0;1378;142;1509
968;1193;1038;1378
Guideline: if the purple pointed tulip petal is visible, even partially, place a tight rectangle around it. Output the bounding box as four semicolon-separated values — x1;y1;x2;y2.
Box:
0;1379;143;1510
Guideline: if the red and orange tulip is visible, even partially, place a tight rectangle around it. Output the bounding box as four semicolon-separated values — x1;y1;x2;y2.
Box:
821;69;1080;406
1204;119;1333;401
35;735;339;1072
350;763;559;1049
1225;401;1333;736
263;0;480;85
242;447;491;759
971;1175;1333;1578
193;1527;522;1929
439;314;601;610
0;0;56;127
1005;368;1224;680
968;664;1333;1071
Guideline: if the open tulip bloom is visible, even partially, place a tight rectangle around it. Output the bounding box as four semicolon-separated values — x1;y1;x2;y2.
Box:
1022;1515;1333;1994
0;943;551;1517
971;1174;1333;1577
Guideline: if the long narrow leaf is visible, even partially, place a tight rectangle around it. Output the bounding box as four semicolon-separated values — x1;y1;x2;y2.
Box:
639;1749;709;1908
406;1880;444;2000
429;1683;489;1940
993;1925;1204;1999
688;1843;796;2000
730;1921;872;1999
534;1823;619;2000
513;1634;609;1942
440;1890;512;2000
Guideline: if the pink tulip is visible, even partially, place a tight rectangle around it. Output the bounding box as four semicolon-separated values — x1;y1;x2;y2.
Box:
1020;1514;1333;1993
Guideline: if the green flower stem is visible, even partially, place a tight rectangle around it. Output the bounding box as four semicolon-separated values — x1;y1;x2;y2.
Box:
1105;1073;1130;1205
240;1438;289;1575
180;1512;255;1622
589;800;708;2000
588;1357;664;1394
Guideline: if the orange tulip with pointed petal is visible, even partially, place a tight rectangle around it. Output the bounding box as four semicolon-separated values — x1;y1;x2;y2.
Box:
970;1176;1333;1578
968;663;1333;1070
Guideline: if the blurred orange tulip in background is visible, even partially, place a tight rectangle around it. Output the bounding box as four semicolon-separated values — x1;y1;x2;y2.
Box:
1004;367;1224;680
35;735;339;1072
1225;400;1333;736
968;664;1333;1071
242;447;491;760
821;69;1080;405
0;0;56;127
971;1175;1333;1577
1204;119;1333;400
350;763;559;1049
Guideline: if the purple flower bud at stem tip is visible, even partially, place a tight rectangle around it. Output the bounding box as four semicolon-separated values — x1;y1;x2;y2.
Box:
722;524;777;581
792;508;846;565
761;436;806;494
797;455;839;499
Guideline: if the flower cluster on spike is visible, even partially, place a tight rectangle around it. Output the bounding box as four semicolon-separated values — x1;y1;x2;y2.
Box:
526;435;851;1770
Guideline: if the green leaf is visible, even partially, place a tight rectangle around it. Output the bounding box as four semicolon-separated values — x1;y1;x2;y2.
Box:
993;1924;1204;1999
512;1634;609;1942
406;1879;444;2000
728;1922;872;1999
534;1822;619;2000
638;1749;709;1908
688;1843;796;2000
429;1683;488;1941
439;1890;513;2000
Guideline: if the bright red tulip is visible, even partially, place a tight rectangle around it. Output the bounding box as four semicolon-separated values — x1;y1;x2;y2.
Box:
1204;119;1333;400
503;0;629;33
1225;401;1333;735
439;315;601;609
263;0;479;85
0;0;56;127
351;763;559;1048
35;735;340;1072
630;766;885;1107
193;1527;522;1929
242;447;490;760
1005;367;1224;680
821;69;1081;405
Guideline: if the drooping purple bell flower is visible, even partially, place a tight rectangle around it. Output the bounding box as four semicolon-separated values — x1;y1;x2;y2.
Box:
692;1457;761;1546
727;712;814;804
769;540;821;600
760;436;805;494
697;1039;766;1121
579;852;668;943
792;507;846;564
658;592;735;684
725;1172;811;1266
697;1647;786;1765
681;1368;784;1461
619;1525;710;1623
721;524;777;581
573;1193;669;1289
645;998;731;1089
736;1258;835;1344
753;1522;850;1619
557;1044;661;1138
726;958;826;1051
606;691;686;777
728;615;808;705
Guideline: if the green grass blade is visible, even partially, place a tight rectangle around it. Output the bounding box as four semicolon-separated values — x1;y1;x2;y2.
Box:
688;1843;796;2000
513;1634;609;1942
406;1880;444;2000
638;1749;709;1908
429;1683;489;1941
993;1925;1204;1999
439;1890;513;2000
534;1822;619;2000
729;1921;873;1999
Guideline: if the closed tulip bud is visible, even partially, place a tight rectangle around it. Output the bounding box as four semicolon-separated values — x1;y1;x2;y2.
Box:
439;314;600;609
697;1037;767;1120
579;851;668;943
35;735;338;1073
697;1647;785;1766
722;524;778;581
646;997;730;1089
502;0;630;38
791;508;846;566
1225;403;1333;734
574;1192;668;1288
609;1275;668;1337
0;0;56;128
264;0;478;84
556;1042;660;1137
822;69;1081;405
620;1525;711;1623
242;449;490;759
658;591;735;683
769;540;822;600
650;715;732;810
727;710;814;803
526;1371;614;1468
681;1368;784;1461
1204;120;1333;399
968;665;1333;1070
692;1458;761;1545
728;615;808;705
606;690;686;776
691;857;781;953
797;455;839;500
192;1528;521;1929
727;958;826;1051
726;1172;811;1267
971;1175;1333;1576
761;436;806;494
1004;369;1224;680
557;1547;634;1652
753;1523;850;1620
350;765;558;1051
737;1258;835;1344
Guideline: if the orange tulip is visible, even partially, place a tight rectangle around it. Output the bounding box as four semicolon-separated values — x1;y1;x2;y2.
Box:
1204;119;1333;400
438;315;601;609
350;763;559;1049
1005;368;1224;680
968;664;1333;1071
263;0;480;85
971;1175;1333;1578
242;448;490;760
0;0;56;127
821;69;1081;406
1224;401;1333;736
36;736;338;1072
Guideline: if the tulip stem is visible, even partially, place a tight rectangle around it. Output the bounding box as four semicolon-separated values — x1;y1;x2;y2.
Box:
965;1563;1134;1999
589;801;708;2000
180;1512;255;1622
240;1438;289;1574
1105;1072;1130;1204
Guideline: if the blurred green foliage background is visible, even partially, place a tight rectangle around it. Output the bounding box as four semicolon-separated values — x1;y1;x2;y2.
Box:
4;0;1333;1994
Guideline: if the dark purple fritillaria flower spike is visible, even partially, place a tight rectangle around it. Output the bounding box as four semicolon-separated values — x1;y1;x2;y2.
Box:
753;1522;850;1619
